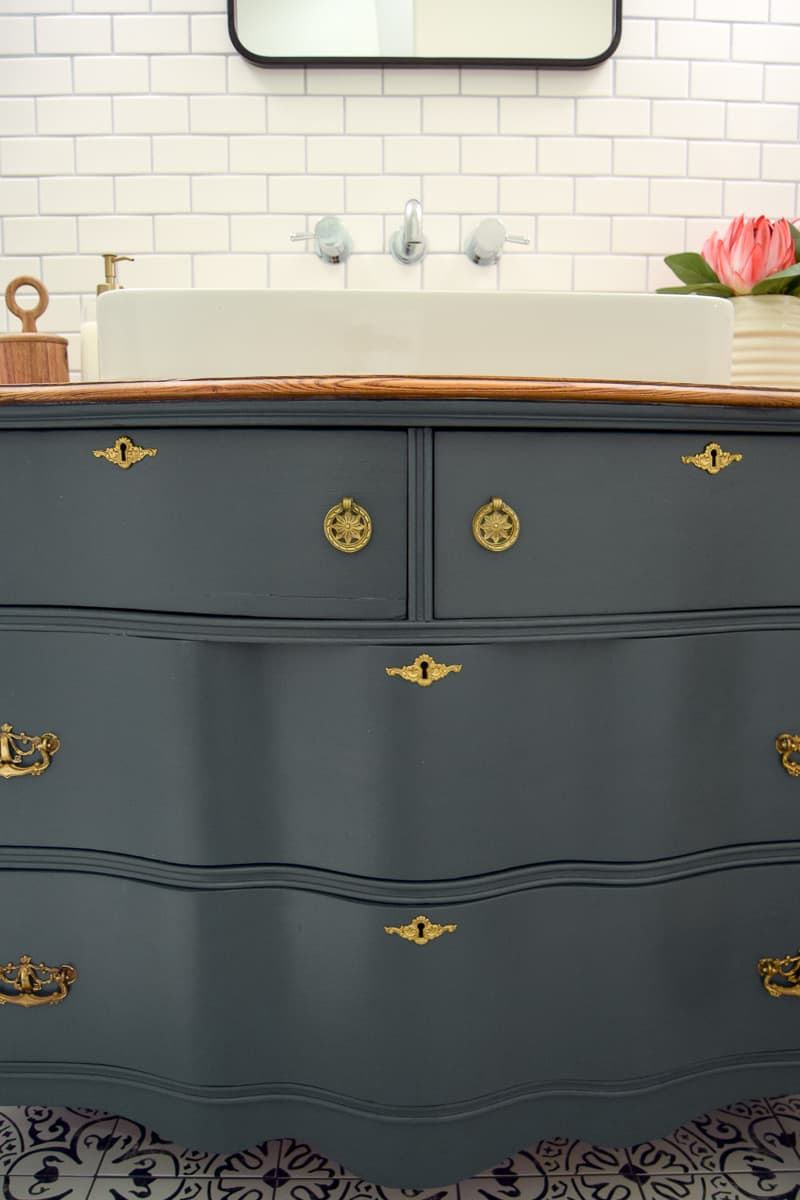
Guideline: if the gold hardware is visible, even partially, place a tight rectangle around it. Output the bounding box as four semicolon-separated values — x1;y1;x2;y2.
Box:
776;734;800;777
386;653;462;688
97;254;134;295
384;915;457;946
758;949;800;997
0;725;59;780
323;496;372;553
0;956;77;1007
681;442;743;475
92;436;157;470
472;496;520;552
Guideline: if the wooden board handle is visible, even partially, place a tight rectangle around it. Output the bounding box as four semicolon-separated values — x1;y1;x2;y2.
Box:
5;276;49;333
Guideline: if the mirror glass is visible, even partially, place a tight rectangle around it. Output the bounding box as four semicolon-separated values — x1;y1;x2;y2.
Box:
228;0;621;66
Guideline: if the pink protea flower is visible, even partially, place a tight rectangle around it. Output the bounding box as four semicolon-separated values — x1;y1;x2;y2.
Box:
702;214;795;294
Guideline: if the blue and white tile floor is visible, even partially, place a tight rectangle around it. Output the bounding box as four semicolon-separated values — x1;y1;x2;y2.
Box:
0;1100;799;1200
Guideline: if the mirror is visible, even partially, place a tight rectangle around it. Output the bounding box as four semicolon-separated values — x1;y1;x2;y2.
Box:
228;0;622;67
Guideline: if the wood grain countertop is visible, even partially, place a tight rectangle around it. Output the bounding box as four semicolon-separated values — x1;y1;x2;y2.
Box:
1;375;800;408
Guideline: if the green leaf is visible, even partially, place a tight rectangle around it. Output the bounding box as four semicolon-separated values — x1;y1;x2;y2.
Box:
789;222;800;262
751;263;800;294
656;282;734;297
663;252;721;287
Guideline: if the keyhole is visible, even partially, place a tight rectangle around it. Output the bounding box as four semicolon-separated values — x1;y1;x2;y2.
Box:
119;440;127;464
419;658;429;681
417;921;426;940
709;446;717;468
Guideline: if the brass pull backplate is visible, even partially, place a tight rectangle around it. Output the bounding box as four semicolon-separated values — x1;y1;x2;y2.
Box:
681;442;742;475
776;734;800;777
0;724;59;779
384;915;457;946
472;496;520;552
323;496;372;553
386;653;462;688
0;956;77;1007
759;949;800;997
92;436;157;470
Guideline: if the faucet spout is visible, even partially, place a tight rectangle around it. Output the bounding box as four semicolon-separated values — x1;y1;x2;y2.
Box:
390;198;426;265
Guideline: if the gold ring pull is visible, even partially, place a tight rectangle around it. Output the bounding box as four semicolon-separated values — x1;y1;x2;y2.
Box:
92;436;158;470
386;653;462;688
0;956;77;1007
472;496;520;552
0;724;60;779
384;915;457;946
323;496;372;553
776;734;800;777
758;949;800;997
681;442;743;475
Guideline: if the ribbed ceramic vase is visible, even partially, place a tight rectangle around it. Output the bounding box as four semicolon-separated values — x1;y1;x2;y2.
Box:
731;294;800;389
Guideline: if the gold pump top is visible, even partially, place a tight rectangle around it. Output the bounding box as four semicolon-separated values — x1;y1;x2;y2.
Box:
97;254;133;295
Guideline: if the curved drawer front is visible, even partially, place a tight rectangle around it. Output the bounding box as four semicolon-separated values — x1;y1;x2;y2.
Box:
434;430;800;617
0;865;797;1106
0;428;406;618
7;629;800;872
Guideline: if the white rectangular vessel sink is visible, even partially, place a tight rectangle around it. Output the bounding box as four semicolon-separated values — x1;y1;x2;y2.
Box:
97;289;734;385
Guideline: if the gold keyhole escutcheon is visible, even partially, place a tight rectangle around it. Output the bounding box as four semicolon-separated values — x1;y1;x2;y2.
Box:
472;497;520;552
323;497;372;553
386;654;462;687
0;955;77;1007
92;436;157;470
384;915;457;946
681;442;742;475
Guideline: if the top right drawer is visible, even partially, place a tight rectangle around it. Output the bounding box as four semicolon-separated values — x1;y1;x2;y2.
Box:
434;430;800;618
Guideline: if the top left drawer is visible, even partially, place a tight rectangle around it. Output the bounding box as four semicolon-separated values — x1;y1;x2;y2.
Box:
0;428;407;618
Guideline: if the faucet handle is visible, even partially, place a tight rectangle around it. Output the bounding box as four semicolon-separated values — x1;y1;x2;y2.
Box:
465;218;530;266
290;216;352;265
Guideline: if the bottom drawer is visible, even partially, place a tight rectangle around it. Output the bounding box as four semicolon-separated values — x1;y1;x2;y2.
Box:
0;864;796;1106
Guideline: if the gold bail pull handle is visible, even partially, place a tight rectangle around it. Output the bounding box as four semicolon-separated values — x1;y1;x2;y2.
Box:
759;949;800;997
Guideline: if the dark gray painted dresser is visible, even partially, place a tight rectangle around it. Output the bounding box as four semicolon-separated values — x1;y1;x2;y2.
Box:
1;375;800;1187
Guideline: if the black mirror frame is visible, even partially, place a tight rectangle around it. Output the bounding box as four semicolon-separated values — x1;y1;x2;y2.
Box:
227;0;622;68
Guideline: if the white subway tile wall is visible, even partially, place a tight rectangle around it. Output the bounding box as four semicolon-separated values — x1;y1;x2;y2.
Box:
1;0;800;375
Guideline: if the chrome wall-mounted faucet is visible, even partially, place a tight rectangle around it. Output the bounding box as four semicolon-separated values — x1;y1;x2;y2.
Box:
291;216;353;264
464;218;530;267
390;199;426;265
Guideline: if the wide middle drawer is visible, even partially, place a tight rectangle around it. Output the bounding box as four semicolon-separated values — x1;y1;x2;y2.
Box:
0;428;407;619
5;629;800;873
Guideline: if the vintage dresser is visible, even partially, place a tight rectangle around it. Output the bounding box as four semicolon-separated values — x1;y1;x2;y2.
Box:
1;375;800;1187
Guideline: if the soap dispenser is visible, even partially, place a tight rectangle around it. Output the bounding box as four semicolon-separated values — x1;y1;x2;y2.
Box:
81;254;133;381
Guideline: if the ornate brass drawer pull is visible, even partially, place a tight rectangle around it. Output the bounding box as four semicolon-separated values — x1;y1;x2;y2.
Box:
92;436;157;470
776;734;800;777
681;442;742;475
0;724;59;779
384;915;457;946
323;496;372;553
0;956;77;1007
472;496;520;552
758;949;800;997
386;653;462;688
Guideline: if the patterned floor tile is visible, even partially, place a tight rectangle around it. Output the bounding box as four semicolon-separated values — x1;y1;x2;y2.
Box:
632;1172;800;1200
2;1176;95;1200
272;1139;356;1182
461;1174;641;1200
87;1179;276;1200
627;1100;795;1177
271;1182;458;1200
476;1142;629;1180
0;1107;119;1178
95;1119;281;1181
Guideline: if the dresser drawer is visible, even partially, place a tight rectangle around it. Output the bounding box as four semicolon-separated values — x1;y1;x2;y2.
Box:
0;865;796;1106
7;629;800;875
434;430;800;617
0;428;406;618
